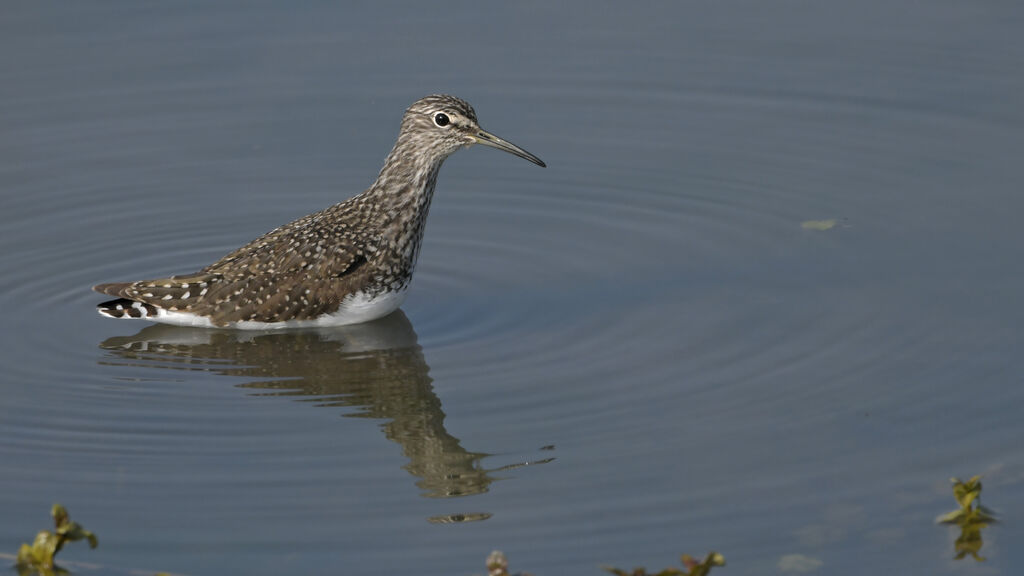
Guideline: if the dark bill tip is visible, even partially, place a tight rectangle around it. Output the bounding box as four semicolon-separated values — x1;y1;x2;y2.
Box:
474;129;546;167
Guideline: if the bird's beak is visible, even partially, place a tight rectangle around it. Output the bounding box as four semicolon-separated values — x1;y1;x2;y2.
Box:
471;129;546;167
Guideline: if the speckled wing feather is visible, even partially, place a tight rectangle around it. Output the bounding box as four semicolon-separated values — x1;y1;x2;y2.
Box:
96;199;380;325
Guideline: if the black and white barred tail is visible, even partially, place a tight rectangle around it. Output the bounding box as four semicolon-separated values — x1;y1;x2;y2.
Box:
97;298;160;319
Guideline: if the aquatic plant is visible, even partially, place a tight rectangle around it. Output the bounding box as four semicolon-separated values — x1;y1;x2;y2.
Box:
603;552;726;576
15;504;97;573
936;476;997;561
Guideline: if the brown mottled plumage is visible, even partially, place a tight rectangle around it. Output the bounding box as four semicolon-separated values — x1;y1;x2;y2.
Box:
95;95;545;328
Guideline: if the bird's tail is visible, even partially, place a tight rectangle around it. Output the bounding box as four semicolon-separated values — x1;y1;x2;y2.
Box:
97;298;159;319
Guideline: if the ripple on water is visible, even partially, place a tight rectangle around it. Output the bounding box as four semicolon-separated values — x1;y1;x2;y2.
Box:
3;76;1004;542
2;4;1022;574
2;91;934;431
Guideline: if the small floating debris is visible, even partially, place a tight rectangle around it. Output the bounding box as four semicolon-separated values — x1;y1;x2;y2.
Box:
777;553;823;573
800;219;837;231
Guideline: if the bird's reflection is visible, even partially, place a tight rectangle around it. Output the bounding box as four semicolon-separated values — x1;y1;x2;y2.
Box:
98;311;496;501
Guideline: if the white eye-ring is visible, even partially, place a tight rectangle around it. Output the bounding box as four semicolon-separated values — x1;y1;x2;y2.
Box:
433;112;451;127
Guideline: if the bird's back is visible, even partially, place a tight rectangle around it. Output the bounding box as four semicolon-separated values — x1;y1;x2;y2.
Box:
96;192;389;326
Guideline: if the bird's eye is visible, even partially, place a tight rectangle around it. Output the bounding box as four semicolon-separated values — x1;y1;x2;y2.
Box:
434;113;450;127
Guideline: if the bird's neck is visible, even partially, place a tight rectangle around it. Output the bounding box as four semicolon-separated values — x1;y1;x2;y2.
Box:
372;140;445;215
366;141;448;257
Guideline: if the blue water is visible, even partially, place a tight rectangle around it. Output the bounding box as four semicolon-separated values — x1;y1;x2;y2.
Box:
2;2;1023;575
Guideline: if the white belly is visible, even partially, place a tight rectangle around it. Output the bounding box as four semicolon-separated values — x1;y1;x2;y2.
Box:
137;288;409;330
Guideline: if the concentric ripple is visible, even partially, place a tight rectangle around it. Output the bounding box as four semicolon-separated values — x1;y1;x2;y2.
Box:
4;4;1024;574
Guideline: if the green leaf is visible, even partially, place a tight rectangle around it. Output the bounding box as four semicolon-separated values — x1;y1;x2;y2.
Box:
16;504;98;571
51;504;69;529
936;509;966;524
951;476;983;509
58;521;98;547
966;507;997;525
17;529;61;569
974;505;998;523
17;541;45;567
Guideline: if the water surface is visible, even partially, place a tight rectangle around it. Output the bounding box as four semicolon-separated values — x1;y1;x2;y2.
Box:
2;2;1023;575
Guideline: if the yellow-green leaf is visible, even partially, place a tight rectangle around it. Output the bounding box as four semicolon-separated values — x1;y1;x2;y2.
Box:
936;509;966;524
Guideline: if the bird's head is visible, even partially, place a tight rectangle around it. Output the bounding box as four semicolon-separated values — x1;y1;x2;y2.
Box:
401;94;546;167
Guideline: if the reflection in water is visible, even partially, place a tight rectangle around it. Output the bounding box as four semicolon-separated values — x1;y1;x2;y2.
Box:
936;476;998;562
98;311;505;502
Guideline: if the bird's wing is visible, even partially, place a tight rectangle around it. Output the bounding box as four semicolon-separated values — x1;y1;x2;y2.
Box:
94;205;379;324
93;272;231;321
201;206;376;279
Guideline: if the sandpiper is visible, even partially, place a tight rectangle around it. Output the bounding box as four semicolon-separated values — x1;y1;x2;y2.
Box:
94;94;545;329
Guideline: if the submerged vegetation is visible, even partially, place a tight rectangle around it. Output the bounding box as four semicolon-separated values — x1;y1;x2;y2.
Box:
16;504;97;574
936;476;997;561
9;476;999;573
